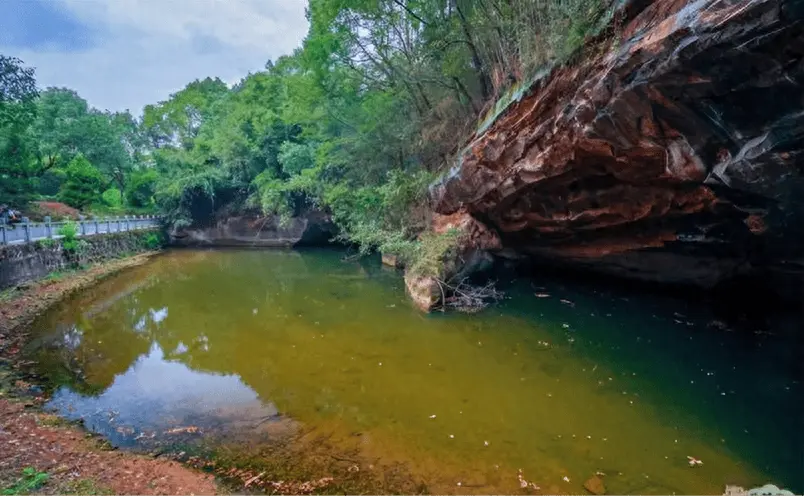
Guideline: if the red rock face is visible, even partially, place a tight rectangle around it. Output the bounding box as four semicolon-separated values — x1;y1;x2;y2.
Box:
432;0;804;290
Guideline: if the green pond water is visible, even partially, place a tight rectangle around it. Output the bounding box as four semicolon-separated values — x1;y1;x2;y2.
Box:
23;249;803;494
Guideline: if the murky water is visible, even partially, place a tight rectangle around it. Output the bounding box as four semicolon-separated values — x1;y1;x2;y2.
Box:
24;249;803;494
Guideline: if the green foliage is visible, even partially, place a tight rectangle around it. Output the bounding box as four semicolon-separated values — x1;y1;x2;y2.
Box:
101;188;123;208
31;89;138;194
58;220;86;255
2;467;49;495
0;55;39;206
143;231;164;250
142;77;228;149
407;229;462;278
58;155;104;209
155;165;227;228
38;237;57;248
1;0;611;257
37;167;66;196
125;169;158;208
43;269;71;282
278;141;317;176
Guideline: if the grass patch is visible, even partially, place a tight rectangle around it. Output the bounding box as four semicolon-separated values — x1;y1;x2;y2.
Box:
0;287;21;303
2;468;49;495
35;413;72;428
59;478;113;495
42;270;73;283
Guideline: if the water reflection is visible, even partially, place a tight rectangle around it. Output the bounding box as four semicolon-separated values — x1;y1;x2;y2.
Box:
47;343;288;449
24;249;803;494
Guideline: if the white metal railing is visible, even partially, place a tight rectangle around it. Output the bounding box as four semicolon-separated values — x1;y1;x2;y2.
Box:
0;215;161;245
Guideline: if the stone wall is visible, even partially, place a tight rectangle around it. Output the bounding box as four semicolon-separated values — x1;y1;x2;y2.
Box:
0;230;160;290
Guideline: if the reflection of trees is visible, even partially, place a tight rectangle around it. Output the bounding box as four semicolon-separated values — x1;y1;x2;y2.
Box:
34;251;303;392
38;248;400;419
38;249;423;492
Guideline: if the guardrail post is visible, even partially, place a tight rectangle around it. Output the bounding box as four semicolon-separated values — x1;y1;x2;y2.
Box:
1;225;6;245
23;220;31;243
94;216;99;235
45;216;52;239
106;217;111;234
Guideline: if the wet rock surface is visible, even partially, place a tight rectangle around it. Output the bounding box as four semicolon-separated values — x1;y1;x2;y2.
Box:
432;0;804;297
404;211;502;312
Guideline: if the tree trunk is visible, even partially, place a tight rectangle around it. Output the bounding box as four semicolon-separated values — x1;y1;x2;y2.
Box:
454;1;492;101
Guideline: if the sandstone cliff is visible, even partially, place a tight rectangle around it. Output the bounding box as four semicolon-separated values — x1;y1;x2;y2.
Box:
169;211;335;248
427;0;803;304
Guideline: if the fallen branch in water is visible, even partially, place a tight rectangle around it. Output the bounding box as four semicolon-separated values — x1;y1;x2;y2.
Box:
436;278;503;313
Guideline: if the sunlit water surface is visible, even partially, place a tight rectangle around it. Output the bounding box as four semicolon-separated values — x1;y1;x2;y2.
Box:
24;249;803;494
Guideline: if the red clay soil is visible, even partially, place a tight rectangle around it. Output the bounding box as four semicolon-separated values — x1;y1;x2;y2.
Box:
0;400;218;495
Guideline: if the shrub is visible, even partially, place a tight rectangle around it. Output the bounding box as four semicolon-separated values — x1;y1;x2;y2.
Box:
58;221;86;255
101;188;123;209
58;155;103;209
2;467;49;495
38;237;56;248
143;231;163;250
407;229;462;278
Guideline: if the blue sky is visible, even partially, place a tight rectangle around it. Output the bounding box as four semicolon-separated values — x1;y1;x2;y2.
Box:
0;0;308;114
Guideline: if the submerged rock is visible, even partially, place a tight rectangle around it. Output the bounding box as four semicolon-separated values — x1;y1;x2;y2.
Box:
431;0;804;300
584;475;606;495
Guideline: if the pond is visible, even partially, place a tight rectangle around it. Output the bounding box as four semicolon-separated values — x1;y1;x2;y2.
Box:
23;249;803;494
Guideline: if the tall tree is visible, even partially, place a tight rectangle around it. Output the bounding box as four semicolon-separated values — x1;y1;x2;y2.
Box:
142;77;228;150
0;55;38;206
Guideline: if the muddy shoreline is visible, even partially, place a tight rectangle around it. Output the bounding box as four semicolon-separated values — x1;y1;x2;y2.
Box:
0;253;220;495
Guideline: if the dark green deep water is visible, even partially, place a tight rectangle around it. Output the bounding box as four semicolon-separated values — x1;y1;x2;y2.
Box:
23;249;803;494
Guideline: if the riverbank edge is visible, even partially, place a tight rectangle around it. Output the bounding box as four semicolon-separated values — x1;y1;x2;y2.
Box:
0;252;420;496
1;252;157;337
0;252;222;495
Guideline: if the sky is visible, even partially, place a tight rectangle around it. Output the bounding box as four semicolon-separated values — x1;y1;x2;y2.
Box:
0;0;309;114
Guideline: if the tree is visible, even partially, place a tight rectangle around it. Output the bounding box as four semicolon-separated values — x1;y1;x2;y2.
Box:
142;77;228;150
278;141;316;176
0;55;39;206
29;88;89;171
125;169;158;208
58;155;104;209
30;89;137;198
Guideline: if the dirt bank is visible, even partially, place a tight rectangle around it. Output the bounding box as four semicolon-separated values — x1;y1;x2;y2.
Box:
0;400;218;495
0;254;221;495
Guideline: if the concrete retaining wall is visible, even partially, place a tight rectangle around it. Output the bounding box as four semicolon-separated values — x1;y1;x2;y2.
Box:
0;230;160;290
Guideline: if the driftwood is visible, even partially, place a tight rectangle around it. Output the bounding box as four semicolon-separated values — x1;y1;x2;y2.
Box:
436;277;503;313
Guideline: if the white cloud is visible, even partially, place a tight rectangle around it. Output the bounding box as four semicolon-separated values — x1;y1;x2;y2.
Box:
3;0;308;114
